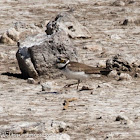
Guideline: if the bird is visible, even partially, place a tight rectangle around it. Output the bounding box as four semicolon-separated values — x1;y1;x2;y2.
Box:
56;57;111;89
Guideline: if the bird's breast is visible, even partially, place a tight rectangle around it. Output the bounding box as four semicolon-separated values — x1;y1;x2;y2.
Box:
62;68;89;80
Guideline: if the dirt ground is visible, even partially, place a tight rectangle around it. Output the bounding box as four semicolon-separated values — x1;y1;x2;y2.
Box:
1;0;140;139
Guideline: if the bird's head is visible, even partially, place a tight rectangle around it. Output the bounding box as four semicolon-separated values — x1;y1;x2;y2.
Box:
56;57;70;69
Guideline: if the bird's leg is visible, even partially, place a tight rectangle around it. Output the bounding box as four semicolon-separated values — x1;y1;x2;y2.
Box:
77;80;80;90
64;80;80;89
64;81;78;88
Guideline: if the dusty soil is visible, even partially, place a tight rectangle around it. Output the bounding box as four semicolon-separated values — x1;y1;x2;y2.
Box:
0;0;140;139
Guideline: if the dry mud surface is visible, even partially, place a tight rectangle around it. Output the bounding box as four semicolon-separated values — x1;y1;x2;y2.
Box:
0;0;140;140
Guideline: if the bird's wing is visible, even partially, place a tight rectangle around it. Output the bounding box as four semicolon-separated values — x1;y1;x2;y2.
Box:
68;62;111;75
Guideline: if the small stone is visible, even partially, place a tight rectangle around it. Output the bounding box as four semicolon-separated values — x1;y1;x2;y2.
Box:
111;34;121;40
90;92;93;95
86;138;96;140
0;52;7;60
27;78;35;84
83;45;102;52
0;122;45;135
7;28;20;42
0;33;15;45
83;46;88;49
106;55;132;73
0;27;20;45
12;126;24;134
122;19;129;26
128;1;135;4
118;73;132;81
134;73;140;78
94;2;99;6
115;115;124;121
96;116;102;120
80;86;92;91
44;133;70;140
0;107;3;113
0;21;42;45
45;120;67;133
41;81;55;91
97;60;106;68
127;119;134;126
108;70;120;80
115;115;135;127
112;0;125;6
9;67;17;71
27;108;32;111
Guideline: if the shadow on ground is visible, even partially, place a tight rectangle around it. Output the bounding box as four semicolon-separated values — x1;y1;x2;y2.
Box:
1;72;28;80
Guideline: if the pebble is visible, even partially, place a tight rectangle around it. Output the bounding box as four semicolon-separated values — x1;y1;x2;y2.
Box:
27;78;35;84
0;52;7;60
122;19;129;26
112;0;125;6
115;114;135;127
86;138;96;140
41;81;55;91
83;45;102;51
44;133;70;140
0;122;45;135
45;120;67;133
111;34;121;40
96;60;106;68
118;73;132;81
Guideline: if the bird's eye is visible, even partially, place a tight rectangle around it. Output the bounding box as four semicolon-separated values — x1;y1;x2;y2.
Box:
60;60;65;63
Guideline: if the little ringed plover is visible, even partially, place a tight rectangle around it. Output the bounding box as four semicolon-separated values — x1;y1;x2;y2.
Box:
56;57;111;89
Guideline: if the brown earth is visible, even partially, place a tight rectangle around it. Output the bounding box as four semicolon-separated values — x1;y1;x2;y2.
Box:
0;0;140;139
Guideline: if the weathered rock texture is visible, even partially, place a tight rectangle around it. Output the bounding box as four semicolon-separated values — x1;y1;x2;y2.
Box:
0;120;68;136
29;31;77;78
106;54;131;71
106;54;140;77
16;12;93;78
16;30;77;78
0;22;42;45
0;122;45;135
46;12;91;38
16;51;38;78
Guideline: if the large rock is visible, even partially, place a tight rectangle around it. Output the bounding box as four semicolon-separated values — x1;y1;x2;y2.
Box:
45;12;91;39
16;31;77;78
16;12;93;78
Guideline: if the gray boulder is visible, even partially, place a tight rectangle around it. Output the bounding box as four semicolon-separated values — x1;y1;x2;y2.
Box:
16;12;93;78
16;31;77;78
46;12;91;39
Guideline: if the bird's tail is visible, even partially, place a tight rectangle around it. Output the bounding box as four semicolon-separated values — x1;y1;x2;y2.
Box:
100;68;112;76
